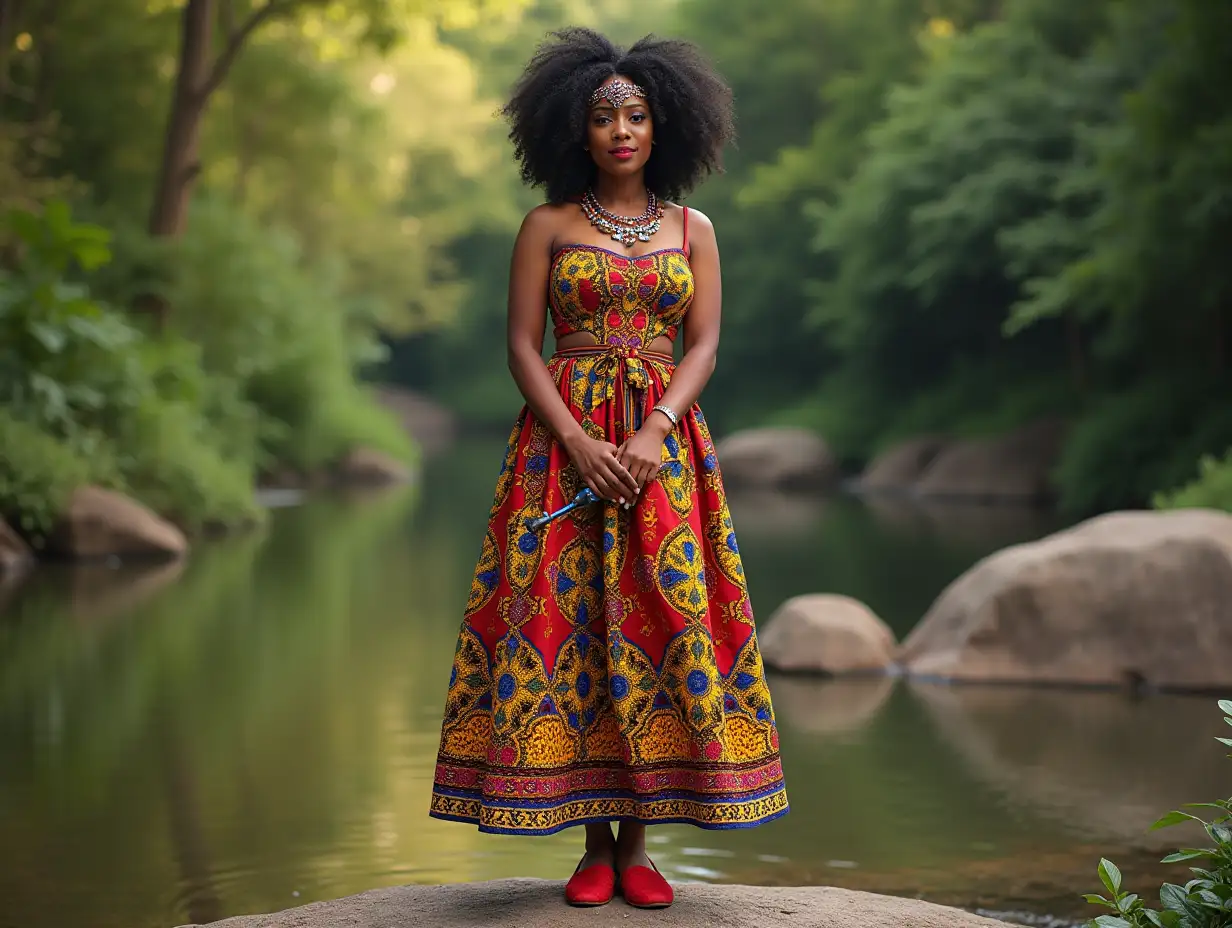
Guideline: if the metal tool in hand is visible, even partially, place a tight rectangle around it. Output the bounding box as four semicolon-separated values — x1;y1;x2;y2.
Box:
525;488;600;532
524;461;673;533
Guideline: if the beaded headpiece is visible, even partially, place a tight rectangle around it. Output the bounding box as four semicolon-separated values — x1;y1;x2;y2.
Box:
588;79;648;109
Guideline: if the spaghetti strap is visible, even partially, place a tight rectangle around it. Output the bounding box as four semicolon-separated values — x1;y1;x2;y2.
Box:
682;206;690;257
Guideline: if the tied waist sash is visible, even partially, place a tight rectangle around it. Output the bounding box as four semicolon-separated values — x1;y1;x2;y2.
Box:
551;344;675;435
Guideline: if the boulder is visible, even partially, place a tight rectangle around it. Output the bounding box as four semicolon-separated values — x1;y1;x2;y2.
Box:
899;508;1232;689
913;419;1065;504
857;436;949;492
46;487;188;561
1;516;34;575
760;594;896;674
714;427;839;490
174;878;1012;928
334;447;412;487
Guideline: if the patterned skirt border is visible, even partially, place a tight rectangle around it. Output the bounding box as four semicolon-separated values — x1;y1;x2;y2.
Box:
428;788;790;837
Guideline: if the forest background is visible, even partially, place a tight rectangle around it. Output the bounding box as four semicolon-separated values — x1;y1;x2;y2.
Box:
2;0;1229;542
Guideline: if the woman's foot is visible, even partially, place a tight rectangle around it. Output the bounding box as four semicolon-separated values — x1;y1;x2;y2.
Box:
565;826;618;907
616;823;674;909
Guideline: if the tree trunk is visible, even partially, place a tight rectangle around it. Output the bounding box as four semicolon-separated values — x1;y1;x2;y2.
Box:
148;0;213;240
0;0;20;98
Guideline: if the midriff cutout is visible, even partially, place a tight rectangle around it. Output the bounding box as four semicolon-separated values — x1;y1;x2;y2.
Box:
555;331;675;356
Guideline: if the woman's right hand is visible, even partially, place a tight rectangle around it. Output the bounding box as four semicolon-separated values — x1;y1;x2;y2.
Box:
564;434;639;504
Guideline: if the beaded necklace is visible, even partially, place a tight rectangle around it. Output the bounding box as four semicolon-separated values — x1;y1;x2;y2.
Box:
580;189;663;248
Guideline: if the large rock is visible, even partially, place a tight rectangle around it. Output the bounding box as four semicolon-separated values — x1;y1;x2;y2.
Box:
333;447;412;487
760;594;896;674
0;516;34;575
46;487;188;560
857;436;948;492
913;419;1065;504
174;878;1011;928
714;427;839;490
899;508;1232;689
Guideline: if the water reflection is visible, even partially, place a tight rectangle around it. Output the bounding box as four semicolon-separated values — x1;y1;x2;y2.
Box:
726;487;828;540
769;675;896;736
909;682;1228;847
0;440;1218;928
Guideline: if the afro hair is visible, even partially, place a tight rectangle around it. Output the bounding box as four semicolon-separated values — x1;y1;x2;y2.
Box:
502;27;735;203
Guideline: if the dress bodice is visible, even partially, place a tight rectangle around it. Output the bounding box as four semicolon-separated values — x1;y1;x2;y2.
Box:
549;245;694;347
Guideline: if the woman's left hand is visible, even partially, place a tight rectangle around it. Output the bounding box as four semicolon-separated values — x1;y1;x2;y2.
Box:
616;428;666;500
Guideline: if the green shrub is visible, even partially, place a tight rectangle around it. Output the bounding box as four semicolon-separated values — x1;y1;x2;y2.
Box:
143;198;413;473
1054;378;1232;516
770;357;1075;469
0;200;259;532
0;197;412;537
0;410;117;540
1082;700;1232;928
1154;452;1232;512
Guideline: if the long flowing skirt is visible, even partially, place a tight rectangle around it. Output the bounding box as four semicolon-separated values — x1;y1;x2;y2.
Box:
429;347;788;835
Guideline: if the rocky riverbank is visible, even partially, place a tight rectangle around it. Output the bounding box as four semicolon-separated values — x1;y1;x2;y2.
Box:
175;879;1012;928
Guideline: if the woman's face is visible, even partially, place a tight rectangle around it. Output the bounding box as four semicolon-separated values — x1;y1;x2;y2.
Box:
586;75;653;179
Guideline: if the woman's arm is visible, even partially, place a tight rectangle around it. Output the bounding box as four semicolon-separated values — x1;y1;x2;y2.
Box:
506;207;639;503
617;208;722;490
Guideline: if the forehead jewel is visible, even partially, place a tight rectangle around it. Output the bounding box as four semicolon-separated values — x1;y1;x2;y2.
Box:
588;79;648;109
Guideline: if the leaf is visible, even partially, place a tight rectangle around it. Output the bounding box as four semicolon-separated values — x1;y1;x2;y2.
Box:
1216;737;1232;747
43;198;71;235
1208;821;1232;841
1083;893;1112;905
1217;699;1231;716
71;241;112;272
1151;810;1202;831
1161;850;1210;864
28;321;67;353
1115;893;1139;913
1143;911;1181;928
1159;883;1191;912
1099;858;1124;895
1091;916;1131;928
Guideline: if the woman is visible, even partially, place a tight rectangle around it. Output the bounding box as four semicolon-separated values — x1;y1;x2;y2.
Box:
429;27;788;909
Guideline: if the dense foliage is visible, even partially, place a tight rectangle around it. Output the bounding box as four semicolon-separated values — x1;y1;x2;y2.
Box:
4;0;1229;531
394;0;1232;516
0;0;522;533
682;0;1232;511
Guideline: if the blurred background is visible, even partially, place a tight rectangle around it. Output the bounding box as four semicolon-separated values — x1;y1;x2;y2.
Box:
1;1;1230;927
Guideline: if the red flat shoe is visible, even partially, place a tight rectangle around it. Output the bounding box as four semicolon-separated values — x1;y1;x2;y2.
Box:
565;858;617;907
619;859;674;909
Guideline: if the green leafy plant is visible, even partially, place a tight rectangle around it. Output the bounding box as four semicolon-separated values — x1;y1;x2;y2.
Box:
1154;452;1232;513
0;409;117;540
0;201;260;532
1082;699;1232;928
0;200;147;443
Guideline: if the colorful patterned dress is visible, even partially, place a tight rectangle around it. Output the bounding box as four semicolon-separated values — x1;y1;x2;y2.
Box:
430;230;789;836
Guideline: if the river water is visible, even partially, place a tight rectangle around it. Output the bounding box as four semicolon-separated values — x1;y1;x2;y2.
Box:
1;438;1226;928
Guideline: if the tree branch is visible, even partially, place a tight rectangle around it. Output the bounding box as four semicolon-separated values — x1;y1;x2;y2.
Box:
218;0;235;42
202;0;299;99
